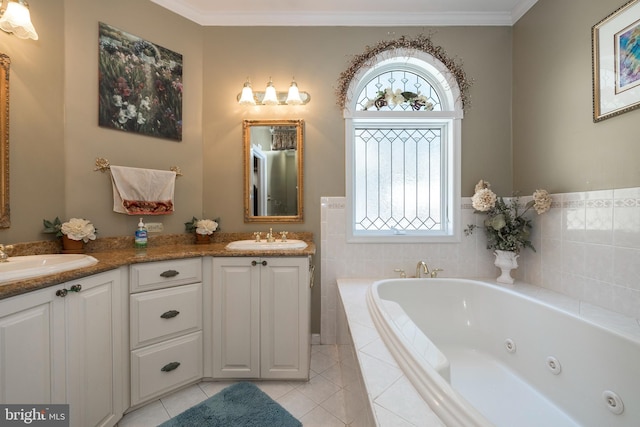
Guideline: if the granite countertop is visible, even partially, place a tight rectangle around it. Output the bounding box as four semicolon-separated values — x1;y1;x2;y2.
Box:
0;232;315;300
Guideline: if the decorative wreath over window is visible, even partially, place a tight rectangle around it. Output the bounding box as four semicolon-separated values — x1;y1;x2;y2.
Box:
335;34;472;111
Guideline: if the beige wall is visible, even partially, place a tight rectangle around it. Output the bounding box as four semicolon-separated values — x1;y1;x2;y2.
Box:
1;2;513;332
202;26;514;235
513;0;640;194
202;27;513;332
0;0;65;243
63;0;204;238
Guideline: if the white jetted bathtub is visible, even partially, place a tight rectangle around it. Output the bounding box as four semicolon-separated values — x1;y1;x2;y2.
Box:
366;278;640;427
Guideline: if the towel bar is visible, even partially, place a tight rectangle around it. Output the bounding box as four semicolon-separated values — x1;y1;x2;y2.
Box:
94;157;182;177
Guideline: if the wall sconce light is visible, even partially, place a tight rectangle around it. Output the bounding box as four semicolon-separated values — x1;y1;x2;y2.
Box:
0;0;38;40
237;77;310;106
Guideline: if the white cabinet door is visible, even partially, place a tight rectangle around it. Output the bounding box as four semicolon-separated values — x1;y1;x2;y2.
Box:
0;287;66;404
65;268;127;427
211;256;310;380
260;257;310;379
211;258;260;378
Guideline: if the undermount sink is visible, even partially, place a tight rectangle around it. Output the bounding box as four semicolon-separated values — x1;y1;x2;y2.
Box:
0;254;98;283
225;239;308;251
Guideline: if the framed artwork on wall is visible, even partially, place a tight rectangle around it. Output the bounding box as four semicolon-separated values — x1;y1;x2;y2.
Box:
98;22;183;140
592;0;640;122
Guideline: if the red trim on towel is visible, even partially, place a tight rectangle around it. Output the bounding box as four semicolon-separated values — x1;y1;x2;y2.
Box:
122;200;174;215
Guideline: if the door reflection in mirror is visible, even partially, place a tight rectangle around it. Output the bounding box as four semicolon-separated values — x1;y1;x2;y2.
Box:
243;120;304;223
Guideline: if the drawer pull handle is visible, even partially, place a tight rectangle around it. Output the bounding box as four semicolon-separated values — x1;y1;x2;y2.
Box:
161;361;180;372
55;284;83;298
160;310;180;319
160;270;180;278
251;260;268;266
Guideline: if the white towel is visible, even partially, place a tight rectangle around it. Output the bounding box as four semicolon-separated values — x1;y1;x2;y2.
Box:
110;165;176;215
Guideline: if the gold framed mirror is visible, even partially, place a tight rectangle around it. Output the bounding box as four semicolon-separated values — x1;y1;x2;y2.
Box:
0;54;9;229
243;119;304;223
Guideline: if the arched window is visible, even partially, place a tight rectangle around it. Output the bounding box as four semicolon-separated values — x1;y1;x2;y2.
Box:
343;48;464;242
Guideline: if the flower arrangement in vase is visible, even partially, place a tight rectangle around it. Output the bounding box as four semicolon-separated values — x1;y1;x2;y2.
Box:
464;180;552;284
43;217;97;254
185;217;219;244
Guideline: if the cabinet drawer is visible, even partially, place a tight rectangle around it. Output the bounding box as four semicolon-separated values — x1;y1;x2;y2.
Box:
130;283;202;349
130;258;202;293
130;331;203;406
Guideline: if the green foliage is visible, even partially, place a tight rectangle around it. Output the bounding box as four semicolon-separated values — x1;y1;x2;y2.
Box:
42;217;63;237
466;196;536;253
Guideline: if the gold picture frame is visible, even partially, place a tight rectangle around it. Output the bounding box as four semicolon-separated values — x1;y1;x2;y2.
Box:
592;0;640;122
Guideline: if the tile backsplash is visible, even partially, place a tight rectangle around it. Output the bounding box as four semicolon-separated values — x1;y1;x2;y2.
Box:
320;188;640;344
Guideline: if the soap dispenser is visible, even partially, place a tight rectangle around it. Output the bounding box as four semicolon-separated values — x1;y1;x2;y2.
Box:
135;218;148;249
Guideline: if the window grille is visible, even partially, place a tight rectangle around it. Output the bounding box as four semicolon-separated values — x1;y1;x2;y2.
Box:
344;51;462;242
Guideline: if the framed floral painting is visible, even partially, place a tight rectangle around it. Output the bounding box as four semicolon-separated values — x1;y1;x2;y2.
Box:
592;0;640;122
98;22;183;140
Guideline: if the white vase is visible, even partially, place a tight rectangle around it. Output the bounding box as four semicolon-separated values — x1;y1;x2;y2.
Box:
494;250;519;284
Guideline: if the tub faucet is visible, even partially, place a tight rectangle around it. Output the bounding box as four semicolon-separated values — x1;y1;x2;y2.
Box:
0;244;13;262
416;261;430;278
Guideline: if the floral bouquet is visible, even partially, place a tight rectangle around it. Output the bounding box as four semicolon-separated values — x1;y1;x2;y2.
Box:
43;217;97;243
184;217;219;235
464;180;552;253
363;87;435;111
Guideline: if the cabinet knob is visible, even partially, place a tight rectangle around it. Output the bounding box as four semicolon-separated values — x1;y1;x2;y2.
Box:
160;270;180;278
251;260;267;266
161;361;181;372
160;310;180;319
69;284;82;292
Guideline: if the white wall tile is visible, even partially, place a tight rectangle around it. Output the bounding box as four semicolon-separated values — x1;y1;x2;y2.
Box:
321;189;640;343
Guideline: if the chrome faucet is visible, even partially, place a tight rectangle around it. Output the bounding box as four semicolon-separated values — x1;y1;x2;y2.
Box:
0;244;13;262
416;261;430;278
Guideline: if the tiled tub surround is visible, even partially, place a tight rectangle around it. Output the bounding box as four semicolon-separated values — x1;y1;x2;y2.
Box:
338;278;640;427
321;188;640;344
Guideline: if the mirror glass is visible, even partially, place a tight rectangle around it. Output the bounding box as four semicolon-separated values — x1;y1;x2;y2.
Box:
243;119;304;223
0;54;9;228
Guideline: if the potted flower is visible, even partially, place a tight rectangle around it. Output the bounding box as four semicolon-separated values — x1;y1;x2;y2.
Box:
43;217;97;254
185;217;219;244
464;180;552;283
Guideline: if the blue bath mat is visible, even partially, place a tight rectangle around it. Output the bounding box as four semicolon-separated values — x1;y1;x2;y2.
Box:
158;382;301;427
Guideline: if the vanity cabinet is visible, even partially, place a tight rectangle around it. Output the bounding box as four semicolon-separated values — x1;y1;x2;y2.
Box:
129;258;203;407
0;285;66;405
64;269;128;427
211;256;311;380
0;268;127;427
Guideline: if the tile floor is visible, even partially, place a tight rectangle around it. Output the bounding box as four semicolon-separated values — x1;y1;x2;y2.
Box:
118;344;354;427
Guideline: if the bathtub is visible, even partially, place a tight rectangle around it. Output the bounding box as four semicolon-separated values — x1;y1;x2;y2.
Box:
366;278;640;427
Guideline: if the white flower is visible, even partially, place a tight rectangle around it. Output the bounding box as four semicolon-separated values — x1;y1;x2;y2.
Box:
533;189;552;214
112;95;123;107
472;188;497;212
391;89;405;105
61;218;97;243
126;104;137;119
140;96;151;111
117;109;129;124
195;219;218;235
474;179;491;193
